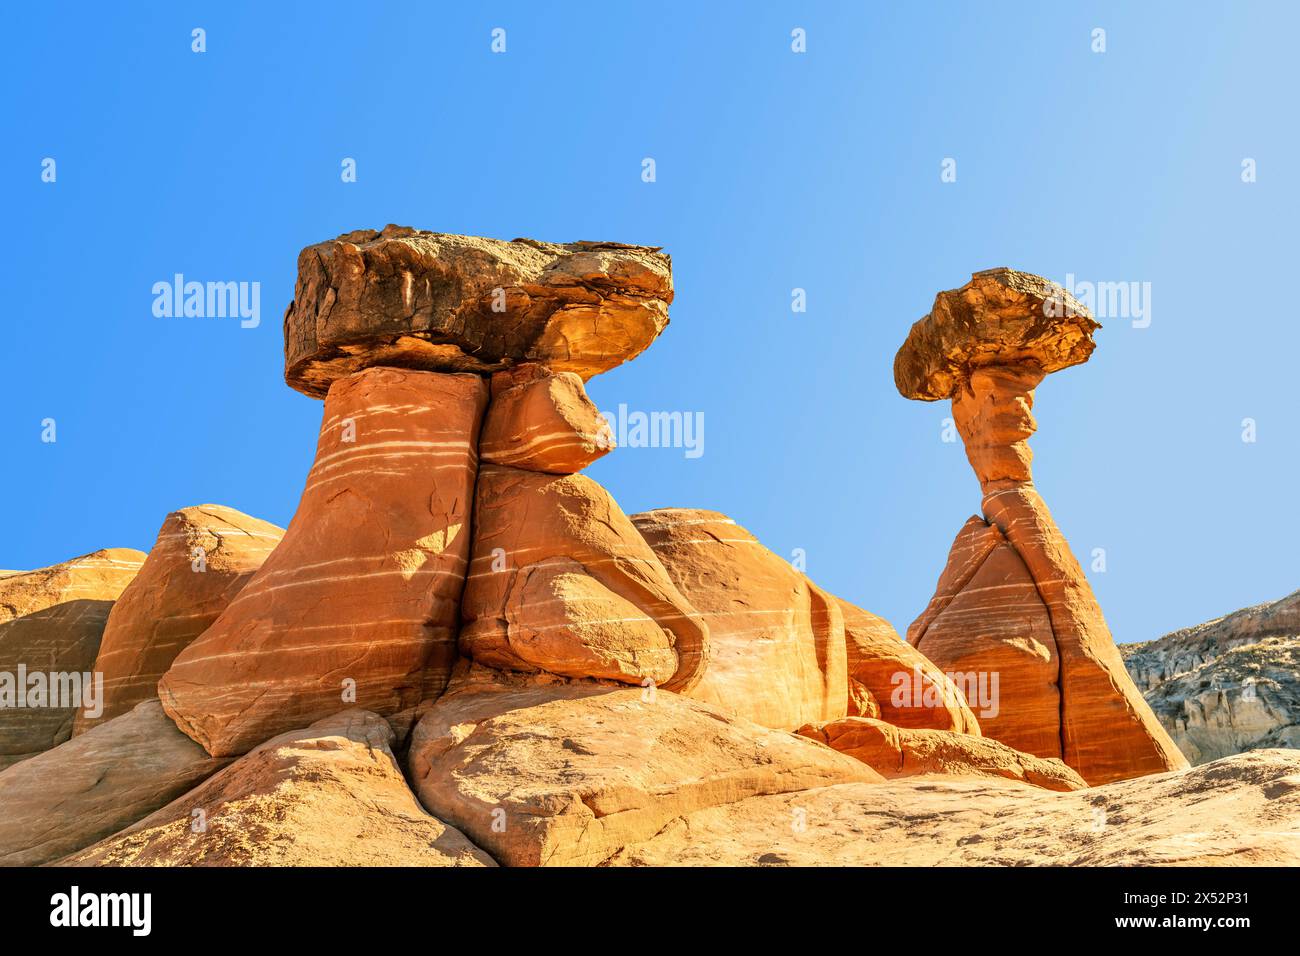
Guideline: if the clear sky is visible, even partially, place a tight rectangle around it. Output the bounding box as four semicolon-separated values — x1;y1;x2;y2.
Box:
3;2;1296;644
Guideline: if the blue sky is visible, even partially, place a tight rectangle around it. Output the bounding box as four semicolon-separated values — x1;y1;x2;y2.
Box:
3;1;1296;644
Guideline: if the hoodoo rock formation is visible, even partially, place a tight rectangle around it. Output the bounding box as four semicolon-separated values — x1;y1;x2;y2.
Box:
4;234;1283;869
898;268;1187;784
74;506;285;734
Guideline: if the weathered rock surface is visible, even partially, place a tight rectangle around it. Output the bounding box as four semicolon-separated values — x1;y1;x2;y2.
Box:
62;710;493;867
407;681;880;867
631;509;848;729
797;717;1086;792
1124;590;1300;764
479;364;612;473
0;548;145;768
839;596;982;735
898;270;1184;785
160;367;487;757
0;700;227;866
460;467;707;690
284;226;673;397
894;268;1097;402
609;750;1300;866
74;506;284;735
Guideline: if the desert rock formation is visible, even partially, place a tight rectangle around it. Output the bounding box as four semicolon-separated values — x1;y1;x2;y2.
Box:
74;506;284;734
1124;589;1300;763
284;226;673;397
0;548;145;768
0;700;227;866
63;710;493;867
898;269;1186;785
160;368;487;756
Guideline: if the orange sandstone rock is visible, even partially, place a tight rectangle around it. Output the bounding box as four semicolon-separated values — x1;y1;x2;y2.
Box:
0;548;145;768
283;226;673;397
631;509;848;729
459;467;707;690
798;716;1086;792
479;364;612;473
74;506;284;735
838;596;981;735
159;367;487;757
898;269;1186;784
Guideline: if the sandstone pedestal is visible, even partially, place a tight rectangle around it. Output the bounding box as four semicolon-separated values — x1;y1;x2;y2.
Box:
160;367;487;756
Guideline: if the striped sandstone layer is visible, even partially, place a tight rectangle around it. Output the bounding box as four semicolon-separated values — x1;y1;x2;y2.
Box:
797;716;1085;792
159;367;488;757
479;364;613;474
459;466;708;691
74;506;285;735
0;548;146;768
899;270;1185;785
283;226;674;397
631;509;848;729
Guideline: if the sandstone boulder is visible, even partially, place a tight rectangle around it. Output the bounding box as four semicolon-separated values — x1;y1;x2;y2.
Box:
74;506;284;735
838;596;982;735
0;548;145;768
284;226;673;397
160;367;487;757
0;700;227;866
407;682;880;866
797;716;1086;791
460;467;707;690
479;364;612;473
631;509;848;729
62;710;493;867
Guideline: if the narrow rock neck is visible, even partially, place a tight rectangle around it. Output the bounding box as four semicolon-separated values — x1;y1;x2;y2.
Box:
952;364;1046;494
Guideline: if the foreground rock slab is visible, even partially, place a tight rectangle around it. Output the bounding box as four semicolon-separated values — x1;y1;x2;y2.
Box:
609;750;1300;866
75;506;284;734
0;548;146;768
797;716;1086;791
63;710;493;867
408;683;880;866
0;700;227;866
284;225;673;396
160;368;487;756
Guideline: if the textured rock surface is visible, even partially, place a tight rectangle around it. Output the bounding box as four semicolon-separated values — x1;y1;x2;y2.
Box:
899;270;1184;785
460;467;707;690
160;367;487;756
1124;590;1300;764
608;750;1300;866
632;509;848;729
74;506;284;735
894;268;1097;402
63;710;493;867
284;226;673;397
407;682;880;866
479;364;612;473
0;548;145;768
797;717;1086;792
839;596;981;734
0;700;227;866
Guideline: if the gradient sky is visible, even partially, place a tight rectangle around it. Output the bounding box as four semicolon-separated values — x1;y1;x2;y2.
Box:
3;1;1296;645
